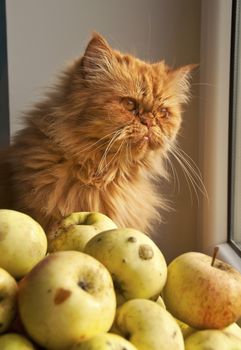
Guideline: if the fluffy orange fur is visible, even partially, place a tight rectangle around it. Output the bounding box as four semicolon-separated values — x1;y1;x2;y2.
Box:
0;33;194;237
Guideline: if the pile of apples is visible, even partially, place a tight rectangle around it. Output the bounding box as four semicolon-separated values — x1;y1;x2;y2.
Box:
0;209;241;350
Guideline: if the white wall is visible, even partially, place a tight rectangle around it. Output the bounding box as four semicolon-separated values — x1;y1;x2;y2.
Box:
6;0;201;262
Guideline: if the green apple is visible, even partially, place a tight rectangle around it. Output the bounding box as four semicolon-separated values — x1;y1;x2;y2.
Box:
115;299;184;350
0;209;47;279
18;251;116;350
162;251;241;329
0;333;36;349
184;327;241;349
70;333;138;350
156;295;166;309
48;212;117;253
85;228;167;305
224;322;241;340
175;318;195;339
0;268;18;333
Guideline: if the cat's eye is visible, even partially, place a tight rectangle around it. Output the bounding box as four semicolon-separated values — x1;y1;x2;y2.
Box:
122;98;138;114
160;107;169;118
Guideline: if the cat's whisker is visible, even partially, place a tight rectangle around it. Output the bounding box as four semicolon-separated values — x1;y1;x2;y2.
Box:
77;130;121;154
174;146;203;178
124;138;133;164
166;142;208;204
172;149;204;194
173;147;207;196
97;129;124;174
72;129;124;159
124;139;130;164
97;137;125;176
165;153;181;194
170;150;198;204
77;138;110;158
98;130;122;169
107;139;125;169
127;139;133;163
192;82;215;88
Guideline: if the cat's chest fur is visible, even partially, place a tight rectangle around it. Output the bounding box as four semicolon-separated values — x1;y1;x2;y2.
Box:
37;157;161;235
6;129;162;236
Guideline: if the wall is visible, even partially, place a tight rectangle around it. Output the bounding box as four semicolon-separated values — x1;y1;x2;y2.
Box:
6;0;201;262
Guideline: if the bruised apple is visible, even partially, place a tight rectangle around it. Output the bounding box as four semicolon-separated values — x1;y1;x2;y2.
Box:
18;251;116;350
85;228;167;305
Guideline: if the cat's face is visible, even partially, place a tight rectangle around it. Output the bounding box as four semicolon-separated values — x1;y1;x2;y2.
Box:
70;34;194;160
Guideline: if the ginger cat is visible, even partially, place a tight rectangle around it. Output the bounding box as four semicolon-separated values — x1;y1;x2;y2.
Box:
0;33;195;237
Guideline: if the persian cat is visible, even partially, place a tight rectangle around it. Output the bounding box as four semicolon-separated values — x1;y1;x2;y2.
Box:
0;33;195;237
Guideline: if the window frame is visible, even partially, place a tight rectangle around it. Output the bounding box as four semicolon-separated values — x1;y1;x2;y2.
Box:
228;0;241;257
198;0;241;272
0;0;10;147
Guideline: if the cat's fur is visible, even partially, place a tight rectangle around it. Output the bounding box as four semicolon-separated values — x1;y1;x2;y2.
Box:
0;33;194;237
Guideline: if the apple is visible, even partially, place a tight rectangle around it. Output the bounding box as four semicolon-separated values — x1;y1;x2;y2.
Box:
84;228;167;305
115;298;185;350
162;251;241;329
18;251;116;350
70;333;138;350
48;212;117;253
224;322;241;340
0;209;47;279
175;318;195;339
0;333;36;349
157;294;196;340
0;268;18;333
184;327;241;349
156;295;166;309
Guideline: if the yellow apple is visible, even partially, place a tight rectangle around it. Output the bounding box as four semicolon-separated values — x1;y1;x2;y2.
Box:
162;251;241;329
48;212;117;253
85;228;167;305
224;322;241;340
175;318;196;339
115;298;185;350
184;327;241;349
18;251;116;350
156;295;166;309
0;268;18;333
70;333;138;350
0;333;36;349
0;209;47;279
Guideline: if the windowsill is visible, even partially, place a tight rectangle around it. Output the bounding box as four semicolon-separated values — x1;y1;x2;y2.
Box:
218;243;241;273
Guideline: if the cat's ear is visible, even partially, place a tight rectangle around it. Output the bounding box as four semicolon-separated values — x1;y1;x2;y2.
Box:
80;33;113;76
170;64;198;103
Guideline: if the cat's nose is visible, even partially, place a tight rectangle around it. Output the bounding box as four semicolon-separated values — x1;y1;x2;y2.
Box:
139;114;154;128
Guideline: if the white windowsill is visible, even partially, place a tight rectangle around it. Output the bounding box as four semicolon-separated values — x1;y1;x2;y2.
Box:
218;243;241;273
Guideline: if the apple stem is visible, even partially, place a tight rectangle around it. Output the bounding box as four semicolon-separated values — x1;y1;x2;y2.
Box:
211;246;219;267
